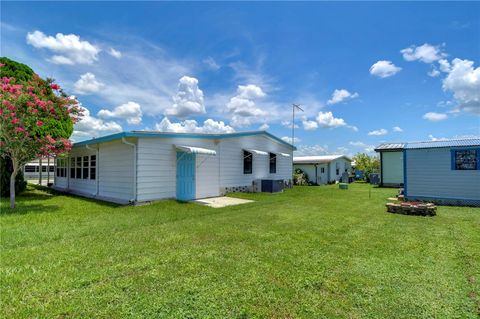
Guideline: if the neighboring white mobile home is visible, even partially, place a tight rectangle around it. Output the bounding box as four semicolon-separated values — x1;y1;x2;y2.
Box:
54;131;294;204
293;155;351;184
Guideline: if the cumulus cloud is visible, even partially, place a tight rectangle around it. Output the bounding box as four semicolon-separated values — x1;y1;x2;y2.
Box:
98;101;143;125
302;119;318;130
349;141;376;153
442;58;480;114
74;72;105;94
281;136;301;144
281;120;299;129
401;43;447;63
109;48;122;59
423;112;448;121
428;67;441;77
72;107;122;141
26;30;100;65
316;111;347;129
392;126;403;132
327;89;359;105
428;134;449;141
154;117;234;134
368;128;388;136
369;60;402;78
165;76;205;118
259;123;269;130
227;84;267;127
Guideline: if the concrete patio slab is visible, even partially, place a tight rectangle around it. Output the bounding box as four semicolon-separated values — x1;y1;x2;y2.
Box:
192;196;254;208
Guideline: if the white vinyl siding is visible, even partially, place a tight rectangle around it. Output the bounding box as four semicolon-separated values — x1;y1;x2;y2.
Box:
406;147;480;200
381;151;403;185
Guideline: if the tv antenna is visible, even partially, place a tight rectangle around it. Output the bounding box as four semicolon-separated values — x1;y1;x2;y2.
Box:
292;103;304;147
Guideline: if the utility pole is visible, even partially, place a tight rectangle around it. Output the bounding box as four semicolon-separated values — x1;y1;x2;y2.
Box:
292;103;304;147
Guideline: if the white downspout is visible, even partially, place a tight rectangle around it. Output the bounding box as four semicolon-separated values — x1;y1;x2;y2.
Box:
85;144;99;196
121;137;137;203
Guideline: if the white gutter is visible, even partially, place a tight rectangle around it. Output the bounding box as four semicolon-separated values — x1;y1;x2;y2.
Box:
85;144;99;196
121;137;137;203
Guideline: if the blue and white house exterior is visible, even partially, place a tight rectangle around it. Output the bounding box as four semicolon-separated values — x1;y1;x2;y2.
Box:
53;131;295;204
376;139;480;206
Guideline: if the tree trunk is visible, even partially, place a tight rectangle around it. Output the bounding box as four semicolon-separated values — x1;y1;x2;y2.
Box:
39;158;43;186
10;162;18;209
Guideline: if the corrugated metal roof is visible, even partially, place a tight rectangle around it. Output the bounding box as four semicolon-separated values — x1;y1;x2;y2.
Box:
293;155;351;164
405;138;480;149
374;143;405;151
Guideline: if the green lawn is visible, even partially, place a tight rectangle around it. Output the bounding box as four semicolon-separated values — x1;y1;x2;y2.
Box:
1;184;479;318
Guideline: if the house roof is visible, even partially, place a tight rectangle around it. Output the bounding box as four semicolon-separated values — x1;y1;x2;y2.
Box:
404;138;480;149
293;155;351;164
375;138;480;151
73;130;296;150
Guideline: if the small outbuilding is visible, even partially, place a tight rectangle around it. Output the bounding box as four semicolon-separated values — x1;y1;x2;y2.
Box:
375;143;405;187
53;131;295;204
293;155;352;184
376;138;480;206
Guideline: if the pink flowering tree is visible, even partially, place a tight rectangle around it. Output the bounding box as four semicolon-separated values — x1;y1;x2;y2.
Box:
0;58;82;208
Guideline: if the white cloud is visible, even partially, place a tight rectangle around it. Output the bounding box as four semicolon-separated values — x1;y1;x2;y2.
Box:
349;141;375;153
442;58;480;114
109;48;122;59
281;136;301;144
401;43;447;63
316;111;347;129
428;67;441;77
154;117;234;134
368;128;388;136
26;30;100;65
259;123;269;130
72;107;122;141
327;89;359;105
369;60;402;78
281;120;299;129
302;119;318;130
438;59;451;72
428;134;449;141
226;84;267;127
165;76;205;118
74;72;105;94
423;112;448;121
98;101;142;125
392;126;403;132
203;57;220;71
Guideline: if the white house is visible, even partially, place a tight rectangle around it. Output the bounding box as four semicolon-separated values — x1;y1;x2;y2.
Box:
293;155;351;184
53;131;295;204
374;143;405;187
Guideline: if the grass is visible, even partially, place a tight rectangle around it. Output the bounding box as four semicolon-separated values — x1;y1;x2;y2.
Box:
1;184;479;318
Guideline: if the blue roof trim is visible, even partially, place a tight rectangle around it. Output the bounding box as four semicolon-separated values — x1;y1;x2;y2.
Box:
73;131;297;150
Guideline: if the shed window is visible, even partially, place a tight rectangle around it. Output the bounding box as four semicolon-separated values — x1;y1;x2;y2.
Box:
243;150;252;174
76;157;82;178
70;157;75;178
90;155;96;180
336;168;340;175
452;150;478;170
83;156;89;179
56;158;66;177
269;153;276;174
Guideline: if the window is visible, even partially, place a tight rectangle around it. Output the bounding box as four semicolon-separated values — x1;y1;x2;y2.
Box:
56;158;66;177
336;168;340;175
90;155;96;180
269;153;276;174
70;158;75;178
76;157;82;178
243;150;252;174
49;166;55;172
25;165;36;173
83;156;89;179
453;150;478;170
321;167;325;173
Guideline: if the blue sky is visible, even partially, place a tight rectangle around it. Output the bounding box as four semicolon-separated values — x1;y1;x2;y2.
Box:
2;2;479;155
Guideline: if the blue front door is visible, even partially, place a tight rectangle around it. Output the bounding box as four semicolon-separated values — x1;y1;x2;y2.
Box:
176;151;196;201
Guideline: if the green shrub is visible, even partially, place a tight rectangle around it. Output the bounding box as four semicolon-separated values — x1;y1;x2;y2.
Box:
293;168;310;186
0;157;27;198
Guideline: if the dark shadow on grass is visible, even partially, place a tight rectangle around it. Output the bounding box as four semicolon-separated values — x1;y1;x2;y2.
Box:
0;204;60;215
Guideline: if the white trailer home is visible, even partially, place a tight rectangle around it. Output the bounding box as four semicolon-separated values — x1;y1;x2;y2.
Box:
293;155;352;184
53;131;294;204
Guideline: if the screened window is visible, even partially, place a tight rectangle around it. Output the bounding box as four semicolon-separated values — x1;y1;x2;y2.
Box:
83;156;89;179
90;155;96;180
321;167;325;173
56;158;66;177
76;157;82;178
453;150;478;170
336;168;340;175
49;166;55;172
25;165;36;172
243;150;252;174
269;153;276;174
70;158;75;178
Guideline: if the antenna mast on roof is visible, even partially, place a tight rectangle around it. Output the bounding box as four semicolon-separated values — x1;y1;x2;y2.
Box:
292;103;304;147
